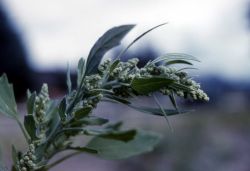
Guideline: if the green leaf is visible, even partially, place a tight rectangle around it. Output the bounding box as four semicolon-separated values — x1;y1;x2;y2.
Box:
103;94;131;105
68;147;98;154
109;59;120;73
24;115;37;140
58;97;67;121
86;130;161;160
71;116;108;126
27;91;36;114
66;63;72;93
131;77;174;94
11;145;18;169
128;105;189;116
151;53;200;64
0;74;18;118
101;129;136;142
74;106;92;120
165;59;193;66
86;25;135;75
170;82;193;92
77;58;86;88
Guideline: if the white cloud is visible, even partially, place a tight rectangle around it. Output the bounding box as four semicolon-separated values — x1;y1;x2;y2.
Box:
2;0;249;80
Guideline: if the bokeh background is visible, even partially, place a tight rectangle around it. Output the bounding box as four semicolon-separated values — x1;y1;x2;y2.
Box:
0;0;249;170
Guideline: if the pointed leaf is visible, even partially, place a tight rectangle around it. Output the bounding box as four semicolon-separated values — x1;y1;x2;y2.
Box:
0;74;17;118
77;58;86;88
27;91;36;114
86;25;135;75
103;94;131;105
11;145;18;169
66;63;72;93
166;59;193;66
24;115;37;140
71;116;108;126
109;59;120;73
86;130;161;160
170;82;193;91
74;106;92;120
152;53;200;64
128;105;189;116
58;98;67;121
131;77;174;94
101;129;136;142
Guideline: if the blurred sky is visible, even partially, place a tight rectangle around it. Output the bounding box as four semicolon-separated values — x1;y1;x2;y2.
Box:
1;0;250;80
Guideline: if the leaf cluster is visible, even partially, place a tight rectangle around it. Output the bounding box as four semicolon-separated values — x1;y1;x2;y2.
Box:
0;24;208;171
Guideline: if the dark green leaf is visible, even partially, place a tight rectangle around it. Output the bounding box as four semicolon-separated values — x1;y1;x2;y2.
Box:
66;63;72;93
128;105;189;116
74;106;92;120
86;130;161;160
27;91;36;114
0;74;17;118
11;145;18;169
24;115;37;140
77;58;86;88
103;94;131;104
131;77;174;94
71;116;108;126
171;82;193;91
166;59;193;66
101;130;136;142
86;25;135;75
109;59;120;73
58;98;67;121
69;146;98;154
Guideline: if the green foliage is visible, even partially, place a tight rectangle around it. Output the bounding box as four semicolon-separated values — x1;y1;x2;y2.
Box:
0;24;209;171
0;74;17;118
86;131;161;160
131;77;174;94
86;25;135;75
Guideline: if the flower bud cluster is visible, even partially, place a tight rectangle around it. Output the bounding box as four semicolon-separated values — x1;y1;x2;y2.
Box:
18;144;36;171
83;75;102;91
83;94;103;108
109;58;140;97
110;58;139;79
179;78;209;101
145;64;210;101
97;58;208;101
98;58;112;73
34;84;50;123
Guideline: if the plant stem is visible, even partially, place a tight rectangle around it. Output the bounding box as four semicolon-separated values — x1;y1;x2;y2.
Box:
153;94;173;132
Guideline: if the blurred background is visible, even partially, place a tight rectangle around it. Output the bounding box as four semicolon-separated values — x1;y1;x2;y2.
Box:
0;0;249;170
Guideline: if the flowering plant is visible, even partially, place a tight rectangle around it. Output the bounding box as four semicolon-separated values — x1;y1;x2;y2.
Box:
0;24;208;171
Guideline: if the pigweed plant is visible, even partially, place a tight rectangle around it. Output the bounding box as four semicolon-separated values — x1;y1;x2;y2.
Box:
0;24;208;171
